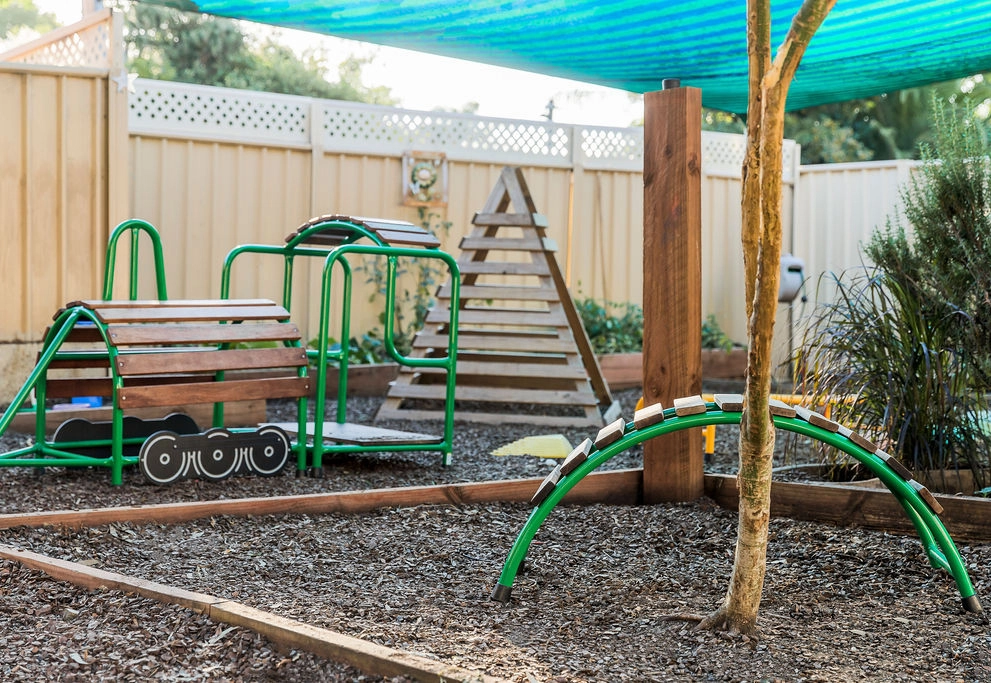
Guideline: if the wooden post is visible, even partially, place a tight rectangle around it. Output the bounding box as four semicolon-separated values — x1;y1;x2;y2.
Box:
642;85;703;503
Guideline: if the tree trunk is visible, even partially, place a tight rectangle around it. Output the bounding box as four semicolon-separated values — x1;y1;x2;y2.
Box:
701;0;836;635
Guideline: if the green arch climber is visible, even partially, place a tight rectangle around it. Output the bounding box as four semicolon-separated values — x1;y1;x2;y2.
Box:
491;400;982;614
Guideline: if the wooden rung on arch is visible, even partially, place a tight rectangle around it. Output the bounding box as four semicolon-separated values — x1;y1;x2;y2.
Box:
377;166;617;427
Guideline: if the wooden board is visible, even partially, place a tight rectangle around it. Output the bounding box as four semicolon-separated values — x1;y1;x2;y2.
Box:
384;383;599;406
9;400;266;436
270;421;440;446
704;473;991;543
119;376;310;409
0;545;506;683
0;468;644;529
107;322;300;346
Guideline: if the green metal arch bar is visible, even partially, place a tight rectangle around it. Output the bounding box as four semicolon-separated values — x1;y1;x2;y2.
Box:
307;243;460;470
285;220;387;250
102;219;169;301
0;306;137;486
492;406;982;614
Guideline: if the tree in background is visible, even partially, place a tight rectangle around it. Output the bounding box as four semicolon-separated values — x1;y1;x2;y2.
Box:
121;2;396;104
0;0;56;41
699;75;991;164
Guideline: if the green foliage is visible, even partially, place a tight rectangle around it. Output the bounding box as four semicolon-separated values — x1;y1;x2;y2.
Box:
784;115;873;164
0;0;57;40
701;314;735;351
784;75;991;164
575;297;643;354
797;98;991;484
576;299;741;355
797;268;989;483
357;208;452;358
121;3;397;103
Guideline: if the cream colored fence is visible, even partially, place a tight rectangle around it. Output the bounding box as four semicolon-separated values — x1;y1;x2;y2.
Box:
0;10;128;402
794;159;920;303
127;78;800;350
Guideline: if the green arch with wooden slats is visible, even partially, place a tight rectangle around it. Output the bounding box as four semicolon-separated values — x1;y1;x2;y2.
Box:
491;403;982;614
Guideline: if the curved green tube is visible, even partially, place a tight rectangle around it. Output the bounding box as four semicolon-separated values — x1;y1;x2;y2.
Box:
491;406;981;614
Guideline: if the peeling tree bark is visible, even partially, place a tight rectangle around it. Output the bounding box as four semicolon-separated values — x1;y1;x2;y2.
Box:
700;0;836;635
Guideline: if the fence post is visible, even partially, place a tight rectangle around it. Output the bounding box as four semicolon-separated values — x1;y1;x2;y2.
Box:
641;84;704;503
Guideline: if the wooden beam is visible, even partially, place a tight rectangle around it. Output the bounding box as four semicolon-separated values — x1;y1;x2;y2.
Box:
641;85;704;503
0;545;507;683
704;473;991;543
0;469;644;530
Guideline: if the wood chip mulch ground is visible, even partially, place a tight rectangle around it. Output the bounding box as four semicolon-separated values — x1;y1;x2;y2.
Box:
0;390;988;681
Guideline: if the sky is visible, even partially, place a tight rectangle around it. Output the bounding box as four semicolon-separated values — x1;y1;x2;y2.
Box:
33;1;645;127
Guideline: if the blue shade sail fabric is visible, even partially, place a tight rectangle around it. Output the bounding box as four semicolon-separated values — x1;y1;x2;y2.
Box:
140;1;991;113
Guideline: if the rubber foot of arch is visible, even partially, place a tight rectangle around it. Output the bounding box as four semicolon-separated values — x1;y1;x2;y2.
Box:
962;595;983;614
311;467;325;479
490;584;512;603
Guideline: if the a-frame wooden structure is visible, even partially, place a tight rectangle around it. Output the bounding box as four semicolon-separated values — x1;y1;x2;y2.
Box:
378;167;617;427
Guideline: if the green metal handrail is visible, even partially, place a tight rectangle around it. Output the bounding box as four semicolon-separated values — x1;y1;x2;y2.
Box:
492;405;982;614
102;219;169;301
309;243;460;470
220;218;461;472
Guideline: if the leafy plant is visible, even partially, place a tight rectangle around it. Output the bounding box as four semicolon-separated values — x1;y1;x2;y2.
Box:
574;296;643;354
797;267;989;485
796;97;991;487
575;298;739;355
309;332;388;366
702;314;736;351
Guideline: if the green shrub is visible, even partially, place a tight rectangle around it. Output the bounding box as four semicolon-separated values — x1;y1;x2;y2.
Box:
702;314;735;351
354;206;452;357
575;297;739;355
574;297;643;354
796;97;991;486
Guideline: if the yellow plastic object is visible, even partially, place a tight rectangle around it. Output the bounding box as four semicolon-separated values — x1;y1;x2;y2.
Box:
492;434;573;459
704;424;716;454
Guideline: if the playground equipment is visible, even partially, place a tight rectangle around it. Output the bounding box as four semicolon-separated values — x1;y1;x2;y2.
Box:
0;215;460;484
222;214;460;473
492;394;983;614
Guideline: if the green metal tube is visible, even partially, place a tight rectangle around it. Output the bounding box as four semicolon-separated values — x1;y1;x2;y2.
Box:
0;308;84;437
102;219;168;300
493;408;978;611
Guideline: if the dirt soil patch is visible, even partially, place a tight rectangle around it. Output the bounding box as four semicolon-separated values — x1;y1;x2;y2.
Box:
0;389;988;681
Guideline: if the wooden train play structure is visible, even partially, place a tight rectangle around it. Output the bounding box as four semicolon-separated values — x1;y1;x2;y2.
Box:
0;215;460;485
491;395;984;614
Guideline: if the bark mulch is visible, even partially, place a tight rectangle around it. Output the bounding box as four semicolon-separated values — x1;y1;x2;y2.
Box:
0;389;988;681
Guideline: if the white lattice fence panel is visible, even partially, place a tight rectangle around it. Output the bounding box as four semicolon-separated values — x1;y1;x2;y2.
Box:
130;80;311;145
126;80;798;180
1;15;111;68
321;103;573;166
578;127;643;170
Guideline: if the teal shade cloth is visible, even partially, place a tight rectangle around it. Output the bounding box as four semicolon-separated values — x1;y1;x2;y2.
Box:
138;1;991;113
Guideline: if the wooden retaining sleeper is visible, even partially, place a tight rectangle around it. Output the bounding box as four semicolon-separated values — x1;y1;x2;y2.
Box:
492;393;982;614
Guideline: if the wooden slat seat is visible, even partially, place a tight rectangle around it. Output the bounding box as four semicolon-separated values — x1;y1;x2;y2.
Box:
44;299;309;410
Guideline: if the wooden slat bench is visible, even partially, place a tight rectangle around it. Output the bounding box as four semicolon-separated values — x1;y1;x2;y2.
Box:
30;298;310;484
45;299;309;408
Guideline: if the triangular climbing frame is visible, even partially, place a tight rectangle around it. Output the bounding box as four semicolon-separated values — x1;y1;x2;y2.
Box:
377;167;618;427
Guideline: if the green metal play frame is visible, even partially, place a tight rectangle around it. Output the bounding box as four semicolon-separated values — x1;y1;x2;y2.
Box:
220;219;461;471
0;217;460;483
492;403;983;614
